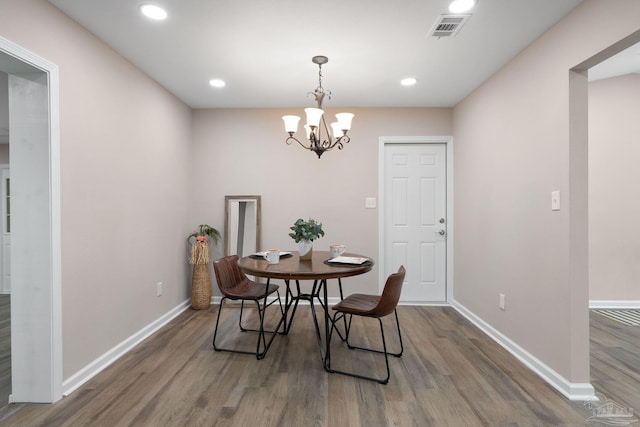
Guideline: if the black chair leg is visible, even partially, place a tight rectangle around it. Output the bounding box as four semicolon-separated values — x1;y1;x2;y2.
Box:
212;291;284;359
332;279;349;342
254;299;267;359
345;310;403;357
212;296;228;350
327;310;404;384
238;290;283;334
238;300;247;332
392;309;404;357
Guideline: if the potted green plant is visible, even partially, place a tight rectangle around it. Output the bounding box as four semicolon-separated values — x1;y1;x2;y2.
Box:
289;218;325;260
187;224;221;246
188;224;221;310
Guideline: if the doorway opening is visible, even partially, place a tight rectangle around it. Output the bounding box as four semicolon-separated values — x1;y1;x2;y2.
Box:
570;28;640;406
0;36;62;403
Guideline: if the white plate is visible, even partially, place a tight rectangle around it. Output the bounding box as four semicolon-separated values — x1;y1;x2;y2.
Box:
253;251;291;257
329;256;369;265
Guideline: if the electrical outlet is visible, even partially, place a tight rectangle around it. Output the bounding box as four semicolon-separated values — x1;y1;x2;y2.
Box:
156;282;163;297
499;293;506;311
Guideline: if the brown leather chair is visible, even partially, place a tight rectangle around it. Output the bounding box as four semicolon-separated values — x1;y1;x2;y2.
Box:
212;255;283;359
328;265;406;384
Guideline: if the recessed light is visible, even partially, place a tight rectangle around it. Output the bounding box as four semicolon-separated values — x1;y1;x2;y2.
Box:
140;4;167;21
209;79;226;88
449;0;476;13
401;78;417;86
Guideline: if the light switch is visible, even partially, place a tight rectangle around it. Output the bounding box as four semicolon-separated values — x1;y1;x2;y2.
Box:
365;197;377;209
551;191;560;211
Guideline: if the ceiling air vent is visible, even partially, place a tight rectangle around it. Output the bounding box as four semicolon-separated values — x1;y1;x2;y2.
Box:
429;14;471;38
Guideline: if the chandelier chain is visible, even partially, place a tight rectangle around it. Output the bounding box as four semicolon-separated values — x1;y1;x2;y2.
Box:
317;64;324;92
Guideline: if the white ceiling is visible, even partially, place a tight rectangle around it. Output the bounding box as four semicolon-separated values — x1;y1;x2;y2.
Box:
43;0;597;109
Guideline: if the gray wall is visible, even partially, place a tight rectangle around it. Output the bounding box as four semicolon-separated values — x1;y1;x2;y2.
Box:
0;0;193;379
452;0;640;385
191;107;453;296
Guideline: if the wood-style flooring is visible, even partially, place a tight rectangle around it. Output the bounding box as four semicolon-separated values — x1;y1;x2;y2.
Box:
0;294;9;406
0;304;635;426
589;310;640;412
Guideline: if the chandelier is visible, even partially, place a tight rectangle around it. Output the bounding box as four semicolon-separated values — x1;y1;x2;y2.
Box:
282;56;354;159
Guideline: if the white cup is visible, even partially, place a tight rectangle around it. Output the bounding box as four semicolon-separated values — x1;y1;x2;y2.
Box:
330;244;346;258
263;249;280;264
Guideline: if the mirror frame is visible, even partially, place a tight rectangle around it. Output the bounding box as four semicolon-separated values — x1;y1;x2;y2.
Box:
224;195;261;257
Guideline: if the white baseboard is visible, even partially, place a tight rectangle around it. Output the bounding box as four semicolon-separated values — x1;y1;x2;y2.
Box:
451;300;594;401
398;300;449;306
62;300;191;396
589;300;640;309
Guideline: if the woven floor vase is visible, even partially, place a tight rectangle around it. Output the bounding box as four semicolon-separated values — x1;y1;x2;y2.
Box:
191;264;211;309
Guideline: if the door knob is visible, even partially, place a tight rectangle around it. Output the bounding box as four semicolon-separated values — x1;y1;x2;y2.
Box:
438;229;446;236
439;218;445;224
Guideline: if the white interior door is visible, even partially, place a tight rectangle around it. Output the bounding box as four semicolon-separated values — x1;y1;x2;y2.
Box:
0;166;8;294
384;143;447;302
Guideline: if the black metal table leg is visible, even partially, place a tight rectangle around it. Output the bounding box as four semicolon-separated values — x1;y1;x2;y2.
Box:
308;280;325;361
323;277;331;369
305;278;345;370
281;279;304;335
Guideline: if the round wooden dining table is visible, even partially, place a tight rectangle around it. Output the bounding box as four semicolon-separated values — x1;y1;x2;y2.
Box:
237;250;374;371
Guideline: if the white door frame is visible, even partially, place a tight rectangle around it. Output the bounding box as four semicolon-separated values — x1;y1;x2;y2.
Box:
0;164;9;295
0;36;62;403
378;136;454;303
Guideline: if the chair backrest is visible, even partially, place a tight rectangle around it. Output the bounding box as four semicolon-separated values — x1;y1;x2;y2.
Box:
213;255;248;294
373;265;406;317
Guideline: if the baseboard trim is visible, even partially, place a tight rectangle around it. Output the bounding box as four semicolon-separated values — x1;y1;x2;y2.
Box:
398;301;449;306
451;300;594;401
589;300;640;309
62;300;191;396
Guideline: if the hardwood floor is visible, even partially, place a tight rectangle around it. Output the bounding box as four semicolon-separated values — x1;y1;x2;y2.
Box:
0;305;633;426
589;310;640;412
0;294;9;406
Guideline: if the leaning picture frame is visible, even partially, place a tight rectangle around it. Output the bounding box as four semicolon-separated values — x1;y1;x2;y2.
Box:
224;195;261;258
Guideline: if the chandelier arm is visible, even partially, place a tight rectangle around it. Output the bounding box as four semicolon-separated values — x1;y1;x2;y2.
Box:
286;135;313;150
318;114;333;148
334;135;350;150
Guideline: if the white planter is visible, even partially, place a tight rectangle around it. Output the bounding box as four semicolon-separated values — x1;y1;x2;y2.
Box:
298;239;313;260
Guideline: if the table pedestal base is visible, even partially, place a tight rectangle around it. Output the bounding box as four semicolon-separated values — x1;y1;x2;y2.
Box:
278;278;345;371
